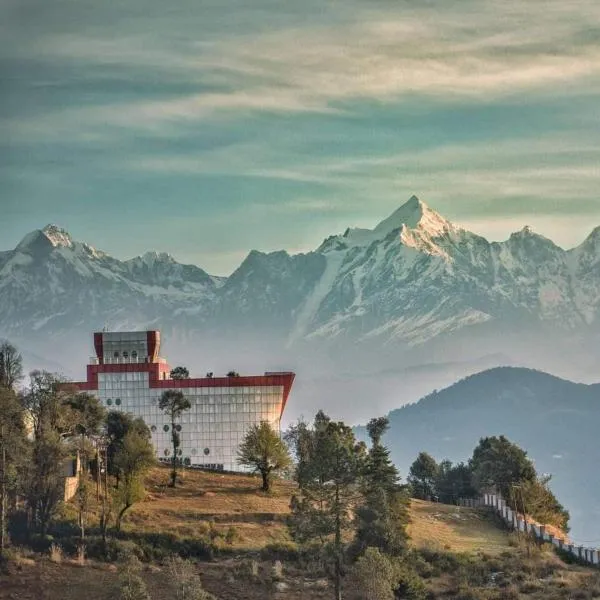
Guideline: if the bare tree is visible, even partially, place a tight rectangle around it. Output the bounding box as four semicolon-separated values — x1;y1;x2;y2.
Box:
0;341;23;390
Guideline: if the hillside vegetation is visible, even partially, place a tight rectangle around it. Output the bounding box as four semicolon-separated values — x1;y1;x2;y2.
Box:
378;367;600;544
2;466;600;600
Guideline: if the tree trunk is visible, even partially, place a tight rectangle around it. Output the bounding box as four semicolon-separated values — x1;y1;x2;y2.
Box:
261;470;270;492
334;483;342;600
0;433;6;554
116;504;131;532
170;420;177;487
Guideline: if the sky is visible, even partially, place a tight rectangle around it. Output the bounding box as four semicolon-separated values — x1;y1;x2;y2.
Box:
1;0;600;275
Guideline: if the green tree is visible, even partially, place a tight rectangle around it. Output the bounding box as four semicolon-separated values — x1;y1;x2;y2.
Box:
515;475;570;532
21;370;75;439
65;392;106;550
469;436;536;499
347;547;396;600
170;366;190;380
289;411;365;600
0;340;23;390
0;385;28;555
158;390;191;487
408;452;439;500
354;417;409;558
106;412;151;488
20;371;76;535
114;431;155;531
435;461;476;504
237;421;291;492
23;429;68;535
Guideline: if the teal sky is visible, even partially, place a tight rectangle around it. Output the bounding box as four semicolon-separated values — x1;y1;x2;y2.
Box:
2;0;600;275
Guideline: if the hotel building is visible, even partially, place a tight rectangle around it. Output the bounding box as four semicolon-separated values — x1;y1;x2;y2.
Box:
72;330;295;472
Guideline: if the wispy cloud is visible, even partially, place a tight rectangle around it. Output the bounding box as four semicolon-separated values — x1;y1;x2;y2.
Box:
2;0;600;272
4;0;600;138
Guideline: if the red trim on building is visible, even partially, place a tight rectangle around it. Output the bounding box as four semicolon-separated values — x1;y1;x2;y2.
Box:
147;330;159;362
93;333;104;364
71;363;295;419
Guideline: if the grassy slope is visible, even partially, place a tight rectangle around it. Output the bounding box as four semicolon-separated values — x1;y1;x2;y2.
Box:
2;466;599;600
408;499;511;555
131;467;512;554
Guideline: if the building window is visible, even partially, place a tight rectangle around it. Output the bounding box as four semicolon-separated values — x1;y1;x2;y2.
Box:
113;352;119;358
204;447;210;456
164;449;170;456
150;425;157;433
123;351;129;359
163;425;170;432
184;457;191;466
131;350;138;359
175;424;182;432
115;398;121;406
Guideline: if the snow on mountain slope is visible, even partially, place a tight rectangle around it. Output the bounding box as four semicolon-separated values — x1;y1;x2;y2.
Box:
0;224;220;338
2;197;600;363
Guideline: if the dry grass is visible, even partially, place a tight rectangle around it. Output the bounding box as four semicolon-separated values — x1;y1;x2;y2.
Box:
135;468;515;553
408;499;512;555
2;469;600;600
122;466;295;550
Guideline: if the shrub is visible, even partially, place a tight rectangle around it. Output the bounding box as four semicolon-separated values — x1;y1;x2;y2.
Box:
260;541;299;561
225;526;237;545
165;555;215;600
347;548;396;600
271;560;284;581
49;543;63;563
236;558;260;581
119;553;150;600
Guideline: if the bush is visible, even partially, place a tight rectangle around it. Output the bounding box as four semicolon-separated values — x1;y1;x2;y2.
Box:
119;553;150;600
347;548;396;600
271;560;284;581
394;562;427;600
224;526;237;545
235;558;260;581
165;555;215;600
260;541;299;561
49;543;63;563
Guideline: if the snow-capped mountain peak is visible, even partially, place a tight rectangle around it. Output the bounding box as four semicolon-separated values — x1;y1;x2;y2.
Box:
373;195;454;240
41;224;73;248
319;196;456;253
136;251;176;267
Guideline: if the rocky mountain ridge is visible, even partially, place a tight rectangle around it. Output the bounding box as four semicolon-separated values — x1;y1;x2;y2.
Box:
2;197;600;391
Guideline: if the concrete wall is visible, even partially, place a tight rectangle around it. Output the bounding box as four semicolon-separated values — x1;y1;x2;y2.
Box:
459;494;599;569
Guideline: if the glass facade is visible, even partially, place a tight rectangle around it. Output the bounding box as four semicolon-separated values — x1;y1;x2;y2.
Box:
75;331;293;472
96;373;284;471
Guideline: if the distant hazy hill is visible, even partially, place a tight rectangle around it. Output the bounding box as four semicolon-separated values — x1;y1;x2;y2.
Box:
375;367;600;545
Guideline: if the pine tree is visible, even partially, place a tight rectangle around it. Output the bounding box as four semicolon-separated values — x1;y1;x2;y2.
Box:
289;411;365;600
354;417;409;558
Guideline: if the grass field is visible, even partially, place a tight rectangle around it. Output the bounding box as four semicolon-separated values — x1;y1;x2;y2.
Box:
408;499;511;554
120;466;515;554
127;467;294;550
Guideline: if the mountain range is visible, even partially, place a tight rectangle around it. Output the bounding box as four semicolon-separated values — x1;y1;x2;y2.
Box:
2;196;600;421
